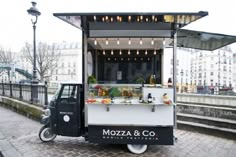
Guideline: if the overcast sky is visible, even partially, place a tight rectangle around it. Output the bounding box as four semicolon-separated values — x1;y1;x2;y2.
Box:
0;0;236;51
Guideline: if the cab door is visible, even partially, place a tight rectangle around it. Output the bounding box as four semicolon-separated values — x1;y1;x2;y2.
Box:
56;84;81;137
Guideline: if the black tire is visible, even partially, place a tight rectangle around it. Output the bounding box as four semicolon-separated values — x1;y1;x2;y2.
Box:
39;125;57;142
127;144;148;154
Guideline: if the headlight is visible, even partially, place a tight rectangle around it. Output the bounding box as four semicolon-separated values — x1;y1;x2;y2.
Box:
43;109;51;116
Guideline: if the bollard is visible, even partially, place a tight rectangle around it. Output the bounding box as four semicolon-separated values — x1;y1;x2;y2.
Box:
9;81;13;97
44;81;48;106
1;81;4;95
19;82;23;99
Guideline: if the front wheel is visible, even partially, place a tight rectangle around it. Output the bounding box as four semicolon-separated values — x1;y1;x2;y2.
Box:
127;144;148;154
39;125;57;142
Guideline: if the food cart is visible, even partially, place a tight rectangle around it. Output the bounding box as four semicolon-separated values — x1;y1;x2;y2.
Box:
39;12;236;154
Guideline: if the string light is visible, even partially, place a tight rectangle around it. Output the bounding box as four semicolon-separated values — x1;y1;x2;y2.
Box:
154;50;156;55
128;50;131;55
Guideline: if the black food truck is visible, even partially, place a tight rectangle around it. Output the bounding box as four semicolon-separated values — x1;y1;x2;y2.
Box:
39;12;236;154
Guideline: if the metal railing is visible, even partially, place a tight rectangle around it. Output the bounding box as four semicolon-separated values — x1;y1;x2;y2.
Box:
0;81;48;107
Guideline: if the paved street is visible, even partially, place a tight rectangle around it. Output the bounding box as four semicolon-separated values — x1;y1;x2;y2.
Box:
0;106;236;157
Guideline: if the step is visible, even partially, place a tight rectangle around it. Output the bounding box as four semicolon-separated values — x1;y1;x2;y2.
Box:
177;103;236;120
177;120;236;140
177;113;236;130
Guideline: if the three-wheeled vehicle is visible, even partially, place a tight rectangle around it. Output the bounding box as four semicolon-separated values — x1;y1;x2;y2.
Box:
39;11;236;154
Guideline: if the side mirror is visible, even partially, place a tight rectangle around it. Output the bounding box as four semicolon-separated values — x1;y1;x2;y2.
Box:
49;100;56;107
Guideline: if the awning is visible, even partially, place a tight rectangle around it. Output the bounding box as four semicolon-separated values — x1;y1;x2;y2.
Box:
177;29;236;51
53;12;208;38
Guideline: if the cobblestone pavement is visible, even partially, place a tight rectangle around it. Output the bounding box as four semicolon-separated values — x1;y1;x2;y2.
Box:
0;106;236;157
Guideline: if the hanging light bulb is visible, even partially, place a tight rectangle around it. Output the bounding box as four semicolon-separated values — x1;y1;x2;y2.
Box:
111;17;113;22
140;38;142;45
151;38;154;45
94;16;96;21
105;39;108;45
134;58;137;61
121;58;123;61
111;50;114;55
148;58;150;61
154;50;156;55
128;16;131;22
137;50;139;55
140;15;143;21
94;39;97;45
108;58;110;61
163;38;166;47
128;50;131;55
103;50;105;55
128;58;130;61
128;38;131;45
152;15;155;21
117;38;120;45
141;58;143;61
145;50;148;55
119;50;122;55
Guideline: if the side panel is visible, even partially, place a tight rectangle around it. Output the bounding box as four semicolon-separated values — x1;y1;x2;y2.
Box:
88;125;173;145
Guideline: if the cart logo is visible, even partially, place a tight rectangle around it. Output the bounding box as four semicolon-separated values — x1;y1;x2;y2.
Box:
63;115;70;122
102;129;158;140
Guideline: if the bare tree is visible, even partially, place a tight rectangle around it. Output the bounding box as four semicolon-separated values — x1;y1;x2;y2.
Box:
0;47;15;81
21;42;60;82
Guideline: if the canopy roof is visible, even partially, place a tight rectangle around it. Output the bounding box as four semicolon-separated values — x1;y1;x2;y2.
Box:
53;12;236;51
177;29;236;51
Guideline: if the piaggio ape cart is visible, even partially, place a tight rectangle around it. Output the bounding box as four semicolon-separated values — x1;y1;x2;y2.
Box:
39;12;236;154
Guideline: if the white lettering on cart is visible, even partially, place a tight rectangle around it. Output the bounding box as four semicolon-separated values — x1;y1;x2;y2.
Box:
103;129;132;136
142;130;156;137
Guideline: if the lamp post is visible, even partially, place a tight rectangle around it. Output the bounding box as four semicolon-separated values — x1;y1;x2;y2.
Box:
180;69;184;93
27;1;41;102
